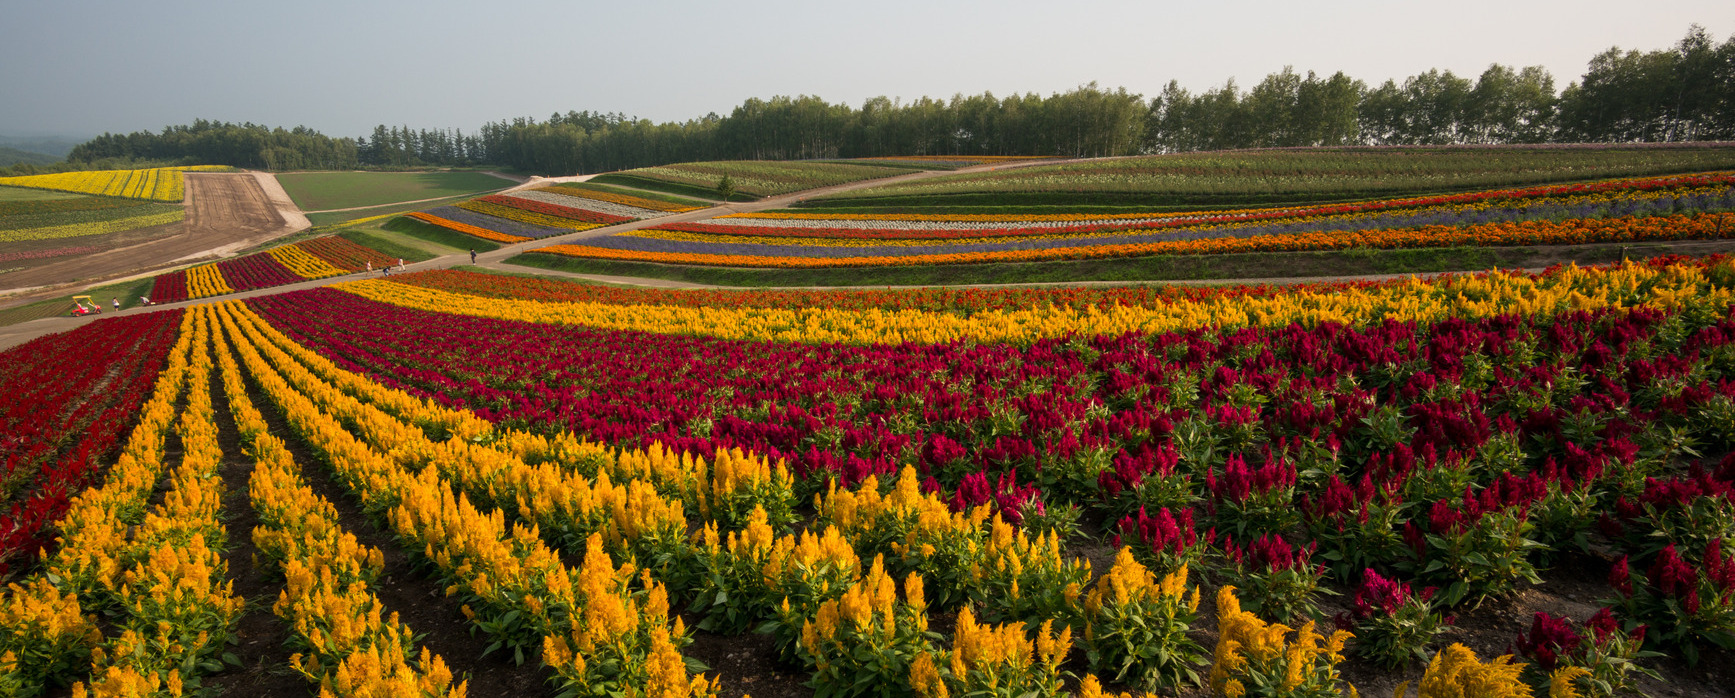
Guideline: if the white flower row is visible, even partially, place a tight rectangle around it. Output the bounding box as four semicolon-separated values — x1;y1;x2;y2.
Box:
506;190;671;220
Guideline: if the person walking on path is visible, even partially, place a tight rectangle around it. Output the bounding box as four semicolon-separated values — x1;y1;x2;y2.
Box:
112;298;120;312
398;258;405;271
366;260;372;273
470;249;477;264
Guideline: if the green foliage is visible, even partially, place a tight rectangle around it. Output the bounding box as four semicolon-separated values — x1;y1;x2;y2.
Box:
1406;502;1545;608
0;197;154;231
794;560;938;698
1343;570;1450;669
1078;550;1206;691
966;518;1090;625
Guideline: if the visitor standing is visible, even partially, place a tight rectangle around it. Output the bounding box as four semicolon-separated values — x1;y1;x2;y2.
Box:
112;298;120;312
470;248;477;264
366;260;372;273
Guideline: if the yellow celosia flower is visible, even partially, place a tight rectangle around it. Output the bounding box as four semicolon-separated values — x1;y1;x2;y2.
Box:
1410;644;1532;698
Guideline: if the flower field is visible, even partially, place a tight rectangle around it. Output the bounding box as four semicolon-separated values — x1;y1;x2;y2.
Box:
531;173;1735;268
392;183;711;246
809;146;1735;208
0;166;227;203
1;254;1732;696
0;207;186;244
532;183;707;215
146;236;395;303
590;160;915;199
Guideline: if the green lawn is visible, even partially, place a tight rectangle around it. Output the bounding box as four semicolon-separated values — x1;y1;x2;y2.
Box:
275;171;514;212
0;185;84;201
304;193;480;227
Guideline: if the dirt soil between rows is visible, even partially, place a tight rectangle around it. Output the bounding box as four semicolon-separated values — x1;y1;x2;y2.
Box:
0;173;303;306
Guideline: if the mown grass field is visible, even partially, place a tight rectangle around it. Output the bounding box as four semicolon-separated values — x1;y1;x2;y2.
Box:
274;171;513;211
0;186;82;202
302;193;481;227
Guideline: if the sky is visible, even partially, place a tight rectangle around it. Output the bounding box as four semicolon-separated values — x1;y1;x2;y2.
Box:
1;0;1730;140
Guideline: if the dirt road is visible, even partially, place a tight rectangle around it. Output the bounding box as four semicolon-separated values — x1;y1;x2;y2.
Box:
0;173;306;306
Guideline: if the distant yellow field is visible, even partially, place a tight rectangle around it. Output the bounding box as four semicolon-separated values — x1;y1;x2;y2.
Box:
0;166;227;202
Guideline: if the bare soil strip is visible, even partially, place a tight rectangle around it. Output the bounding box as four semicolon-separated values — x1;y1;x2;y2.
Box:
252;171;311;231
0;173;307;306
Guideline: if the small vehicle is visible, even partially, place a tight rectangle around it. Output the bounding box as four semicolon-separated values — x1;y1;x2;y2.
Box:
70;295;102;316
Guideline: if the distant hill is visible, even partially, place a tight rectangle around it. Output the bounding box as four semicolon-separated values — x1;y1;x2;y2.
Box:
0;146;60;167
0;135;83;159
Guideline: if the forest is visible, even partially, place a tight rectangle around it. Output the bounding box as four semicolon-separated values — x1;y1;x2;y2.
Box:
17;25;1733;177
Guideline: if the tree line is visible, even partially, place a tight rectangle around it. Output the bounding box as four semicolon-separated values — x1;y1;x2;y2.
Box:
16;25;1730;178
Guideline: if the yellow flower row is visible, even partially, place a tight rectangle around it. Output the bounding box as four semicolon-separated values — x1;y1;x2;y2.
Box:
185;264;232;299
0;310;199;696
227;303;691;566
0;166;225;202
0;208;184;244
337;260;1735;346
266;244;348;280
214;302;720;697
72;310;244;696
210;306;466;697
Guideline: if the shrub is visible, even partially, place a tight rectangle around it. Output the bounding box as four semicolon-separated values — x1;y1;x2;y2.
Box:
1079;549;1206;691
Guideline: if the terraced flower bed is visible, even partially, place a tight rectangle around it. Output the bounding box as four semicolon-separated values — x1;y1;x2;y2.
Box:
147;235;396;303
809;145;1735;208
532;173;1735;268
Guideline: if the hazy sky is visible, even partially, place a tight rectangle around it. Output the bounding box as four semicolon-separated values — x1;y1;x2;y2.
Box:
2;0;1729;139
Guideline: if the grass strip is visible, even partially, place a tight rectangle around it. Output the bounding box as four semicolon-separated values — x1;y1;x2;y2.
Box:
303;193;482;227
378;216;501;253
587;174;755;202
546;181;713;208
0;276;157;326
